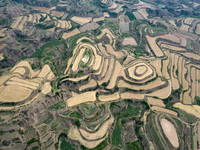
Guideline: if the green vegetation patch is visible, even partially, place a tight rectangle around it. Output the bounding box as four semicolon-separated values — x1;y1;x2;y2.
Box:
80;49;91;68
112;118;123;148
60;137;75;150
0;18;14;28
126;141;142;150
195;96;200;105
125;11;136;21
48;101;66;110
40;39;62;50
63;111;82;119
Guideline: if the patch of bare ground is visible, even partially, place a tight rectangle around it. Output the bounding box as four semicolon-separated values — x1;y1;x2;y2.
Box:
97;28;115;40
161;44;186;52
117;77;166;91
66;91;97;107
147;97;165;107
98;92;120;102
98;43;110;57
152;106;178;116
161;118;179;148
138;9;148;19
122;37;137;46
150;59;162;76
79;79;97;91
71;16;92;25
50;11;64;17
62;28;80;39
195;23;200;34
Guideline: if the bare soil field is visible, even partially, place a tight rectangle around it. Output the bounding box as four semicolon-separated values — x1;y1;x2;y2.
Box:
0;53;4;60
138;9;148;19
121;92;144;100
0;28;6;37
127;62;153;81
51;11;64;17
117;77;166;91
148;80;171;99
0;85;32;102
28;5;52;13
66;91;97;107
71;16;92;25
105;44;124;58
11;16;23;29
62;28;80;39
180;23;189;32
160;118;179;148
151;106;178;116
162;51;170;79
79;79;97;91
195;23;200;34
147;97;165;107
97;28;115;39
0;43;7;51
98;92;120;101
93;16;105;22
184;18;194;25
146;35;164;57
98;43;110;56
150;59;162;76
106;61;123;89
18;16;27;30
122;37;137;46
97;58;114;85
79;23;99;32
41;82;51;94
169;20;176;26
72;47;86;72
161;44;186;52
181;52;200;61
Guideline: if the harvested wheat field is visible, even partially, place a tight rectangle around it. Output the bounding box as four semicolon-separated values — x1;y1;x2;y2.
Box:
152;106;178;116
11;16;23;28
97;28;115;39
161;44;186;52
93;16;105;22
18;16;27;30
105;44;124;58
180;22;189;32
147;97;165;107
184;18;194;25
79;116;114;140
195;23;200;34
66;91;97;107
71;16;92;25
0;43;7;51
121;92;144;100
98;43;110;56
173;103;200;118
148;80;171;99
117;77;166;91
0;85;33;102
127;62;153;81
62;28;80;39
161;118;179;148
51;11;64;17
72;47;86;72
98;92;120;102
0;28;6;37
122;37;137;46
181;52;200;61
0;53;4;60
29;5;52;13
68;126;105;149
146;35;164;57
79;79;97;91
97;58;114;85
138;9;148;19
41;82;51;94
